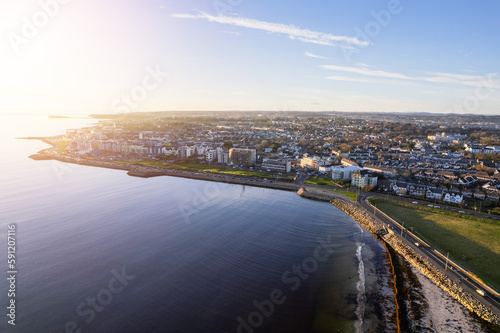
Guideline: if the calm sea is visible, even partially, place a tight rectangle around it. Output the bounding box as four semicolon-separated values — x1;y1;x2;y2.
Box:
0;115;392;333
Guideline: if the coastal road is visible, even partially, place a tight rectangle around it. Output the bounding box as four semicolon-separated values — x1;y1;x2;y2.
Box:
358;195;500;318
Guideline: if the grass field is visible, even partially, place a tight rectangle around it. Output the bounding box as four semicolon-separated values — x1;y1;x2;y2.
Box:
328;189;358;201
305;177;339;187
369;198;500;290
116;160;275;178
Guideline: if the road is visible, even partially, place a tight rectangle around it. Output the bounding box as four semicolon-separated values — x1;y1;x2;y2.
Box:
358;195;500;318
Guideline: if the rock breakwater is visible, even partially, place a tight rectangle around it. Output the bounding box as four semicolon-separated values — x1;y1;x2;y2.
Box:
330;197;500;325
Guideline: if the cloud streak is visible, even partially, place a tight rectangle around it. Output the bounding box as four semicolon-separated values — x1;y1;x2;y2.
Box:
322;65;410;80
304;51;329;60
172;12;369;47
322;64;500;89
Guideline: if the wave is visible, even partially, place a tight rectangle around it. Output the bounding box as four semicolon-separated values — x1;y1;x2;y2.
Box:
355;242;366;333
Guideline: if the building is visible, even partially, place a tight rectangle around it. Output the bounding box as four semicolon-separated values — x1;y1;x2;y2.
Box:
465;144;500;154
408;183;426;197
218;151;229;164
363;165;397;178
318;165;332;173
443;193;463;204
229;148;256;166
261;158;291;173
332;166;362;181
428;132;467;142
177;146;188;159
426;188;444;200
392;182;408;196
205;150;216;162
300;156;321;169
351;170;378;188
341;159;358;167
148;145;164;156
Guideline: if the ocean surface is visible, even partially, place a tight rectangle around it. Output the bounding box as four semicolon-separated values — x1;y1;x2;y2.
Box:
0;115;392;333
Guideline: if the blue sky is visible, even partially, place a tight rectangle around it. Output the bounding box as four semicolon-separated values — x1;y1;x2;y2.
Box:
1;0;499;115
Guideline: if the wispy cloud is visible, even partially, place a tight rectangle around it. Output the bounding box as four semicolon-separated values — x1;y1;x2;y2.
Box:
172;12;369;47
355;62;373;68
304;51;329;60
322;64;500;89
325;76;372;83
322;65;410;80
222;30;241;35
425;72;500;89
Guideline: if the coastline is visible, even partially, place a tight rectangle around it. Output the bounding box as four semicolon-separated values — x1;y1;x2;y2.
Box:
28;140;500;330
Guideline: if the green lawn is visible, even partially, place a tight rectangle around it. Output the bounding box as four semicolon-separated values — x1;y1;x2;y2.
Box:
305;177;339;187
116;160;275;178
369;198;500;291
328;189;358;201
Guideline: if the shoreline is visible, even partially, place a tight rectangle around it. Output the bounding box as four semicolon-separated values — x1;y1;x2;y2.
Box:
28;142;500;330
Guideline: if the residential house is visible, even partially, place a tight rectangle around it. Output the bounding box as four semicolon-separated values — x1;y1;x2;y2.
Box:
426;188;444;201
408;183;426;197
393;182;408;196
443;192;463;204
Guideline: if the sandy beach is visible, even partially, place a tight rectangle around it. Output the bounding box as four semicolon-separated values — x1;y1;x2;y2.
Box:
413;266;485;332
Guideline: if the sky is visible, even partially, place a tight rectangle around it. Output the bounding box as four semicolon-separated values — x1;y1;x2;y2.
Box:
1;0;499;115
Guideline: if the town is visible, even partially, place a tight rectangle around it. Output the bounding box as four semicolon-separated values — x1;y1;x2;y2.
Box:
51;111;500;214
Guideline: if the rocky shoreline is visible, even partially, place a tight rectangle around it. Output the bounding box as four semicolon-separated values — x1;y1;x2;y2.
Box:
327;195;500;328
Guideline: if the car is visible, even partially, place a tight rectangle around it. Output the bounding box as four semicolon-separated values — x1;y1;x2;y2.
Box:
428;204;434;207
459;211;465;213
434;205;440;208
414;242;420;247
476;289;485;296
412;201;418;204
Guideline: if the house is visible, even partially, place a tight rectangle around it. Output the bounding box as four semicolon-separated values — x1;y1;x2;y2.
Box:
377;180;392;192
475;171;491;182
393;182;408;196
408;183;426;197
473;190;486;200
462;188;473;198
426;188;444;201
486;191;499;203
436;170;456;180
443;192;463;204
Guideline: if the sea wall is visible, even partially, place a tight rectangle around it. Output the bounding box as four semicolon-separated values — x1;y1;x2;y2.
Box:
330;197;500;325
